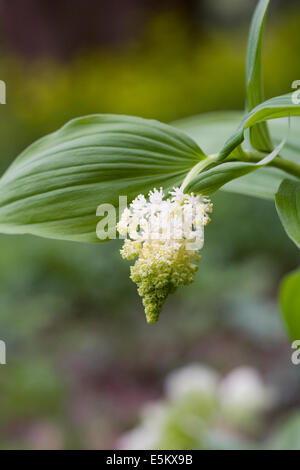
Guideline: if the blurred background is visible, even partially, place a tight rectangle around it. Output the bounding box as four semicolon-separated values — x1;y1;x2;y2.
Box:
0;0;300;449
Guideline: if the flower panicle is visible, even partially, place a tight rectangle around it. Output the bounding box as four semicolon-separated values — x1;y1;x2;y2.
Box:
117;187;212;324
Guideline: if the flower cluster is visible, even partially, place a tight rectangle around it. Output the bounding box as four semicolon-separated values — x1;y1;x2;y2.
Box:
119;365;276;450
117;187;212;323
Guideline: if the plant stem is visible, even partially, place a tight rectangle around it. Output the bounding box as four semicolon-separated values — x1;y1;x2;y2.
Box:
181;155;217;190
240;150;300;179
182;149;300;192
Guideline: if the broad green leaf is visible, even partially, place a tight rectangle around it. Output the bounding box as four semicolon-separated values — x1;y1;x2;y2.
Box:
219;93;300;160
275;179;300;248
0;114;204;243
246;0;272;151
185;138;285;195
172;112;300;199
280;268;300;340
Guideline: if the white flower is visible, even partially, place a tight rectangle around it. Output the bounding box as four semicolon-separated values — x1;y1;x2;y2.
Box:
149;187;164;205
118;425;156;450
131;194;147;214
169;187;186;203
117;364;274;450
219;367;276;413
116;186;213;323
165;364;220;401
118;402;166;450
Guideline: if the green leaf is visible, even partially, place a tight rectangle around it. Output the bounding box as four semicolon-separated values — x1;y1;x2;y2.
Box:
280;268;300;340
186;138;285;195
219;93;300;160
246;0;272;151
275;179;300;248
266;412;300;449
0;114;204;243
172;112;300;199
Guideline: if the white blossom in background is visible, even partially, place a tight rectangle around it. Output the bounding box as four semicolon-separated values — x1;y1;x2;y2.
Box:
165;364;220;401
219;366;276;414
118;402;166;450
117;187;213;323
117;364;277;450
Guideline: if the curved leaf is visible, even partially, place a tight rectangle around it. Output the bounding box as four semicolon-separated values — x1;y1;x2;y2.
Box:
186;138;285;195
0;114;204;242
275;179;300;248
246;0;272;151
219;93;300;160
173;112;300;199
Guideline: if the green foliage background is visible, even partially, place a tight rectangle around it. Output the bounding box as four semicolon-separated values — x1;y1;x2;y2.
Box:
0;7;300;449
